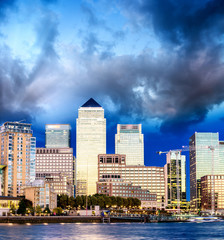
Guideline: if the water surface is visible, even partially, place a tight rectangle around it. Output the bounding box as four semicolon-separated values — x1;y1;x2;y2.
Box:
0;222;224;240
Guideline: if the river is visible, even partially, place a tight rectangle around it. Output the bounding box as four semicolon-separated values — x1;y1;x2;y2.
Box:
0;222;224;239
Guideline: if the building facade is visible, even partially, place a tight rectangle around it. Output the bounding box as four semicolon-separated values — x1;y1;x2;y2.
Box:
201;175;224;213
97;174;157;202
190;132;224;210
98;154;165;209
24;180;57;210
45;124;71;148
164;151;186;208
115;124;144;165
0;122;36;197
76;98;106;196
35;148;74;196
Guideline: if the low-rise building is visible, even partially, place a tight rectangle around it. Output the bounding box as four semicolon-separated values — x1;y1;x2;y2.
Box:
97;174;157;203
98;154;165;209
0;196;21;216
201;175;224;213
36;172;73;196
24;180;57;211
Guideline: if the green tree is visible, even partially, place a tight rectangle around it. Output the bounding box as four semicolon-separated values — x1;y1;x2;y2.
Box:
17;199;32;215
53;207;63;215
110;196;117;207
123;198;128;208
91;196;98;206
97;196;105;209
43;207;51;214
116;197;123;207
35;205;42;215
10;204;16;215
104;196;111;208
59;194;69;209
76;195;83;208
68;196;76;208
133;198;141;207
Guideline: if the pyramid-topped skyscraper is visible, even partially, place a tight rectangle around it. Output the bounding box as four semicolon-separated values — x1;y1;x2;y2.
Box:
76;98;106;196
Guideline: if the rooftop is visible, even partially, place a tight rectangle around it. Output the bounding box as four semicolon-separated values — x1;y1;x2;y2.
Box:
81;98;101;108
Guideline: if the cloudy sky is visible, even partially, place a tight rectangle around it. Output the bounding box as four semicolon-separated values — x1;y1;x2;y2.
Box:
1;0;224;188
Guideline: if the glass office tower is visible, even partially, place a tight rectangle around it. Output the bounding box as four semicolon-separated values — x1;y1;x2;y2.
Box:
115;124;144;165
76;98;106;196
45;124;71;148
165;151;186;208
190;132;224;210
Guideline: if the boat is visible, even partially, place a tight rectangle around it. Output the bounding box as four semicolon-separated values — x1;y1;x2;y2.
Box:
188;216;224;222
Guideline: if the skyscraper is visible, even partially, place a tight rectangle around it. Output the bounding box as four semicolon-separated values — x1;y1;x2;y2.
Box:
189;132;224;210
165;151;186;208
115;124;144;165
76;98;106;196
0;121;36;197
45;124;71;148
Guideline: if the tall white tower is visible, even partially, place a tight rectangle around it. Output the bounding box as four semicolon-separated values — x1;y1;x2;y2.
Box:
76;98;106;196
115;124;144;165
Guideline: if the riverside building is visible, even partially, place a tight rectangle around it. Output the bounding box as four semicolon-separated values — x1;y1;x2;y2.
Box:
35;148;74;196
98;154;165;209
76;98;106;196
97;174;157;202
0;121;36;197
115;124;144;165
45;124;71;148
201;175;224;213
164;151;186;208
24;180;57;210
189;132;224;210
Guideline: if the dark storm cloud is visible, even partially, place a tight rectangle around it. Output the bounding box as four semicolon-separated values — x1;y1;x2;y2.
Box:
95;0;224;132
0;0;17;21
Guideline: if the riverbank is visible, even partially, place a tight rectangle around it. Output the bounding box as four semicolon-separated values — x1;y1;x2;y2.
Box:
0;216;188;224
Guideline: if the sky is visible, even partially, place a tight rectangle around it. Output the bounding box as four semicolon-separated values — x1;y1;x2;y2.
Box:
1;0;224;198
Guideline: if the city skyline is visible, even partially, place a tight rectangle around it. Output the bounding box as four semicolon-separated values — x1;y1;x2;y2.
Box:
1;0;224;202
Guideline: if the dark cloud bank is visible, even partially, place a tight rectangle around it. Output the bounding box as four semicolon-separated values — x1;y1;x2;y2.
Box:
1;0;224;137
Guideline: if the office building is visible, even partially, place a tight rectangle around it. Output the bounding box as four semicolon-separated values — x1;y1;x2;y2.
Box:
115;124;144;165
98;154;165;209
201;175;224;213
97;174;157;202
0;121;36;197
190;132;224;210
164;151;186;208
24;180;57;210
45;124;71;148
35;148;74;196
76;98;106;196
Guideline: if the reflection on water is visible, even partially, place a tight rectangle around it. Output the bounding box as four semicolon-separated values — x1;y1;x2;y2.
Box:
0;222;223;240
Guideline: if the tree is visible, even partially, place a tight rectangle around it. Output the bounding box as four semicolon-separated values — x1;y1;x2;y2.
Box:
110;196;117;207
104;196;111;208
43;207;51;214
97;196;105;209
91;196;98;206
116;197;123;207
35;205;42;215
133;198;141;207
123;198;128;208
10;204;16;215
53;207;63;215
68;196;76;208
75;196;83;208
59;194;69;209
17;199;32;215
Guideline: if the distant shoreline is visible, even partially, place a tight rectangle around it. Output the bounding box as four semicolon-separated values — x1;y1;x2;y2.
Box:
0;216;187;224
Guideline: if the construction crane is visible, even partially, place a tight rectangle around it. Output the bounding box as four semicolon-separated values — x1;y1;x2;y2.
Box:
157;145;217;215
